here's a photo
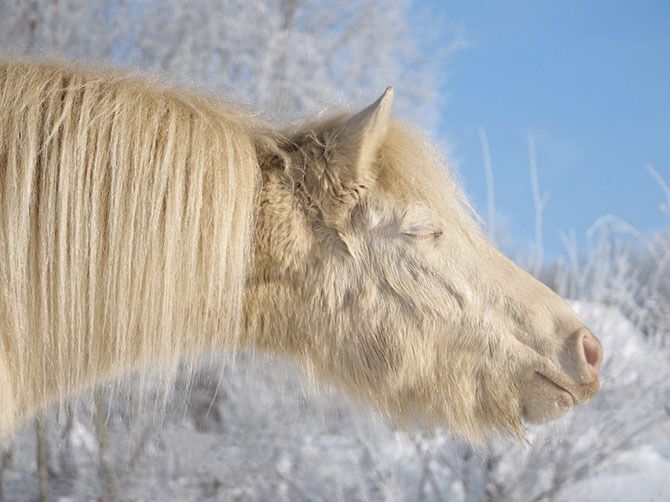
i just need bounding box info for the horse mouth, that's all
[535,370,576,406]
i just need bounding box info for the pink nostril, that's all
[566,328,603,385]
[582,331,602,369]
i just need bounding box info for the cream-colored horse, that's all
[0,61,601,440]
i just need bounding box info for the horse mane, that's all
[0,60,478,438]
[0,60,261,432]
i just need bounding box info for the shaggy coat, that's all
[0,61,602,440]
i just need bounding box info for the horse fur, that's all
[0,61,601,441]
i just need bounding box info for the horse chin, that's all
[519,371,576,424]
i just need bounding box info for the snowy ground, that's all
[561,445,670,502]
[560,302,670,502]
[1,301,668,501]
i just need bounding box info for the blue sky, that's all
[428,1,669,257]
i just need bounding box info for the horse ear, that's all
[327,87,394,186]
[297,88,393,229]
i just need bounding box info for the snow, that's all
[561,446,670,502]
[559,302,670,502]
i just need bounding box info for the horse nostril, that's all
[577,328,602,384]
[582,330,602,368]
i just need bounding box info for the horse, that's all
[0,61,602,441]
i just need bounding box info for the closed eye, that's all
[401,230,443,240]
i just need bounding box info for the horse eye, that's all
[402,229,443,241]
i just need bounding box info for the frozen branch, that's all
[528,134,549,277]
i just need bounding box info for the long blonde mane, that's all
[0,61,260,433]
